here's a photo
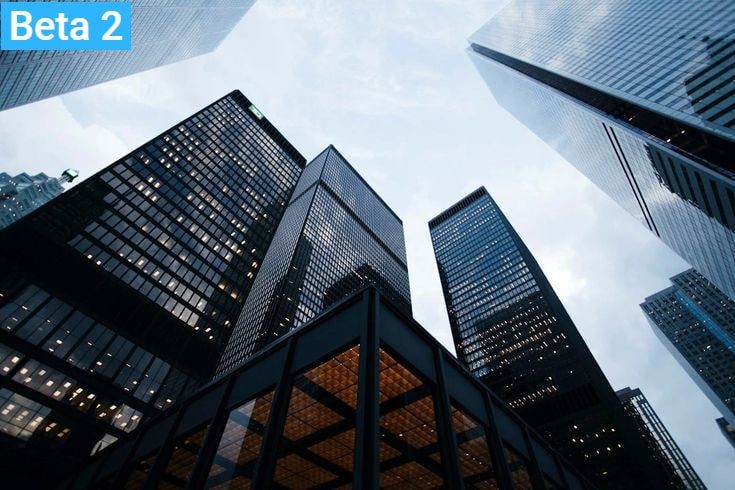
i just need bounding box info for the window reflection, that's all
[159,424,210,489]
[504,445,533,489]
[124,452,157,489]
[0,388,70,442]
[378,348,445,488]
[205,389,275,489]
[272,345,359,488]
[450,405,498,489]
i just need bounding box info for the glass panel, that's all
[0,344,22,375]
[504,445,533,489]
[451,406,498,489]
[272,345,360,488]
[544,474,564,489]
[124,453,157,489]
[0,388,70,442]
[90,433,118,455]
[159,424,210,489]
[13,360,97,412]
[205,389,275,489]
[378,348,445,488]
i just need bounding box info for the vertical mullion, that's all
[521,427,547,489]
[250,336,296,488]
[110,403,186,490]
[552,453,571,489]
[482,393,514,489]
[103,431,149,490]
[139,405,188,490]
[353,289,380,489]
[184,374,237,489]
[433,348,465,490]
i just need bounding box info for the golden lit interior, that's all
[158,424,210,489]
[378,348,444,488]
[271,345,360,488]
[505,445,533,489]
[124,453,157,489]
[111,343,559,489]
[205,389,275,489]
[451,405,498,489]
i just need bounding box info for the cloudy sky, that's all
[1,0,732,486]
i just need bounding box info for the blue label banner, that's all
[1,2,131,51]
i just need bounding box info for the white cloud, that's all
[0,97,127,182]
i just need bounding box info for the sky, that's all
[0,0,732,486]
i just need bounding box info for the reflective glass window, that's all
[504,445,533,489]
[378,348,445,487]
[159,424,211,489]
[205,389,275,488]
[450,405,498,489]
[272,345,360,488]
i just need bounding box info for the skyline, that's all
[0,0,731,487]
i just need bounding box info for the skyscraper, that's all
[0,168,78,229]
[641,269,735,431]
[0,1,255,110]
[0,90,304,486]
[429,187,668,487]
[468,0,735,300]
[616,387,705,489]
[217,145,411,375]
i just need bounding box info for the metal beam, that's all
[250,337,296,488]
[353,289,380,489]
[482,392,515,489]
[433,347,465,489]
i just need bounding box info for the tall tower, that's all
[616,387,705,489]
[468,0,735,300]
[0,0,256,110]
[642,269,735,431]
[429,187,668,487]
[0,90,304,485]
[217,145,411,375]
[0,169,79,229]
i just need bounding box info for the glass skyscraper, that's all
[0,0,255,110]
[217,145,411,376]
[468,0,735,300]
[616,387,705,489]
[429,187,669,488]
[641,269,735,433]
[0,90,304,486]
[0,168,78,229]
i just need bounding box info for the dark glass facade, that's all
[0,1,255,110]
[217,145,411,375]
[429,188,669,488]
[641,269,735,428]
[616,387,705,489]
[63,288,590,489]
[469,0,735,301]
[0,90,304,486]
